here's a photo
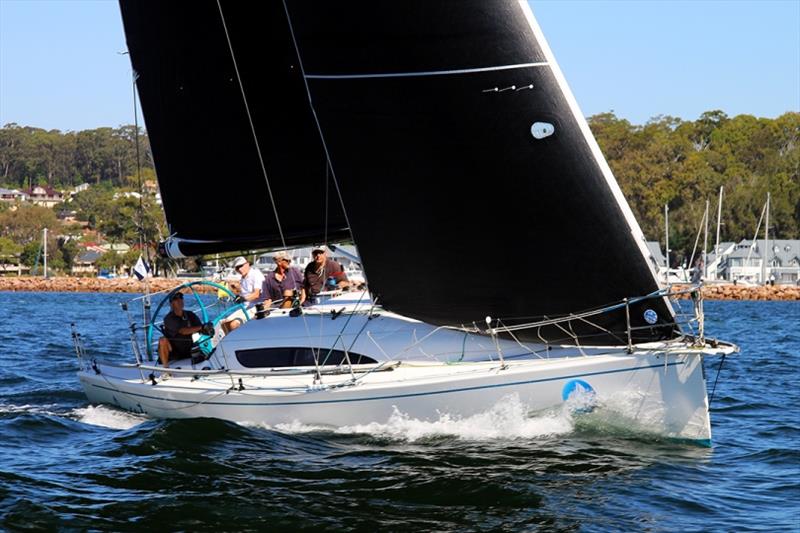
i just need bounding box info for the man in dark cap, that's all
[158,291,206,369]
[303,245,349,302]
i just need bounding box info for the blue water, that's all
[0,292,798,531]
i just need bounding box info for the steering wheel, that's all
[146,280,248,357]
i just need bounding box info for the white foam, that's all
[572,389,680,439]
[72,405,146,430]
[269,395,575,442]
[0,403,61,416]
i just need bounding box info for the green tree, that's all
[95,251,125,274]
[0,204,59,245]
[0,236,22,268]
[589,110,800,263]
[59,238,80,271]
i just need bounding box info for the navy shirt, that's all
[264,267,304,302]
[163,310,201,358]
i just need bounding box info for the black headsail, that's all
[120,1,677,345]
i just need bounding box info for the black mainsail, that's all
[118,1,349,256]
[120,0,677,345]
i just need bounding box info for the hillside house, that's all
[24,186,64,208]
[71,250,102,276]
[0,188,27,204]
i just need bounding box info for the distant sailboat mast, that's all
[664,204,670,285]
[762,191,771,284]
[714,186,723,279]
[43,227,47,280]
[703,199,710,280]
[745,195,768,283]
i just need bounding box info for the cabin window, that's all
[235,347,377,368]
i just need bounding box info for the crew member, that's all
[158,291,208,369]
[304,246,349,302]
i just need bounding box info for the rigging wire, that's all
[707,354,727,406]
[280,0,355,244]
[216,0,287,250]
[324,160,329,246]
[130,70,148,263]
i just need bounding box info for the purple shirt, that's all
[264,267,304,303]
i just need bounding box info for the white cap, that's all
[312,245,329,254]
[273,250,292,262]
[232,256,247,268]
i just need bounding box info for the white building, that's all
[0,188,27,203]
[24,186,64,207]
[719,239,800,285]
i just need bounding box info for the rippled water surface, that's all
[0,292,798,531]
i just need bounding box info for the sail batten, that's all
[304,62,550,80]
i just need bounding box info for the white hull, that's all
[80,350,713,443]
[76,292,737,444]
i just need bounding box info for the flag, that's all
[133,256,151,281]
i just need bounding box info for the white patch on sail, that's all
[531,122,555,139]
[518,1,675,318]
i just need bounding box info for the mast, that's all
[714,186,723,280]
[664,204,670,285]
[763,191,770,284]
[43,227,48,279]
[703,199,709,280]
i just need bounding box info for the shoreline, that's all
[0,276,240,294]
[0,277,797,300]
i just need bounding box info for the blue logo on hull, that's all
[562,379,597,413]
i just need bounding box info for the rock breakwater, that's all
[0,277,797,300]
[671,283,799,301]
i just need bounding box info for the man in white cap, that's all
[303,245,349,302]
[232,256,265,310]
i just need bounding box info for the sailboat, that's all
[76,1,736,444]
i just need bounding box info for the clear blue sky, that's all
[1,0,798,131]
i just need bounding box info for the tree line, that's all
[0,111,798,266]
[0,123,153,190]
[589,111,799,262]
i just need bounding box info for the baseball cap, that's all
[273,250,292,262]
[312,245,329,254]
[168,291,184,302]
[232,256,247,268]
